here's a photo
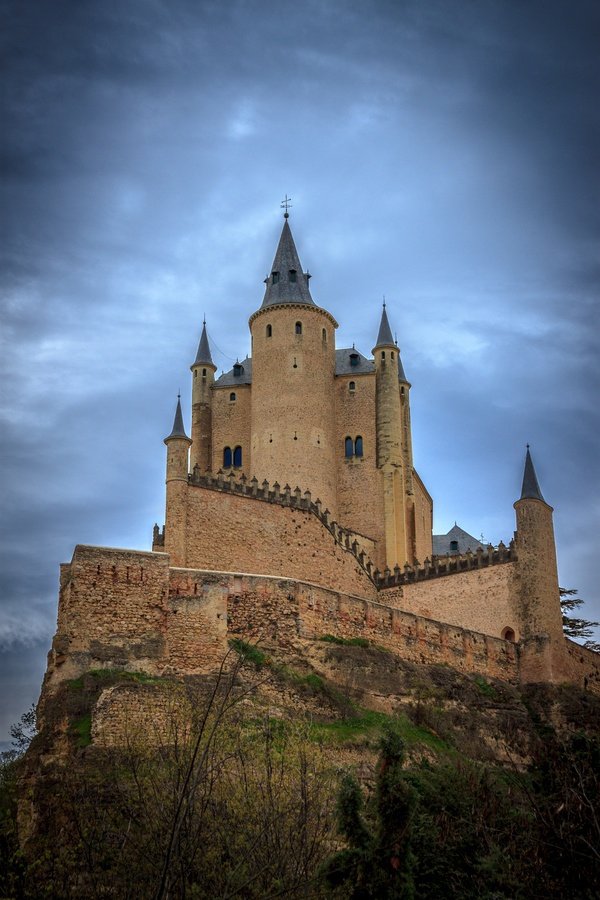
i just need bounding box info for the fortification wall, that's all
[412,471,433,564]
[177,482,377,598]
[384,562,519,642]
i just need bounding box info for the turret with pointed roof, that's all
[260,217,314,308]
[164,395,190,443]
[192,320,214,369]
[520,445,546,503]
[374,303,395,348]
[190,319,215,473]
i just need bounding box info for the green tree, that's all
[560,588,600,652]
[322,725,415,898]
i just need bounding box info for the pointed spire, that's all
[165,394,190,441]
[520,445,545,502]
[192,319,214,367]
[374,301,395,348]
[261,218,314,308]
[397,351,408,383]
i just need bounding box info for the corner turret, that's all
[513,446,564,678]
[190,320,216,473]
[163,395,191,565]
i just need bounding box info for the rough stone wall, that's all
[513,498,564,643]
[223,573,518,682]
[92,681,192,748]
[47,546,171,690]
[335,372,385,565]
[167,569,228,673]
[561,639,600,693]
[211,382,252,477]
[382,562,519,641]
[179,483,376,599]
[249,304,339,516]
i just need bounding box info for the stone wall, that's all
[385,562,520,642]
[211,382,252,477]
[172,481,377,598]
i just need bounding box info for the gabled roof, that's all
[335,348,375,376]
[165,396,190,440]
[432,524,485,556]
[374,304,395,347]
[214,356,253,387]
[260,219,314,308]
[192,321,214,367]
[520,446,546,502]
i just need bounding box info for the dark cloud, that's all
[1,0,599,737]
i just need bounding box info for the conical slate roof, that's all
[261,218,314,308]
[192,321,214,367]
[165,396,189,441]
[397,352,408,383]
[375,304,395,347]
[520,446,545,502]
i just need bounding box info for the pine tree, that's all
[560,588,600,652]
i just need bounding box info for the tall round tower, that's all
[249,216,339,515]
[190,320,216,473]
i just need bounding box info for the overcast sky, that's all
[1,0,599,743]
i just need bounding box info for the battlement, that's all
[153,467,516,590]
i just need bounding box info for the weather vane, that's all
[281,194,292,218]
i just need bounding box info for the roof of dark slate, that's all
[432,524,485,556]
[165,396,189,440]
[260,219,315,308]
[397,352,408,382]
[214,356,253,387]
[335,348,375,376]
[520,446,545,502]
[192,321,214,367]
[375,305,395,347]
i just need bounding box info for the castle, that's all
[41,214,600,717]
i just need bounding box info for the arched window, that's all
[322,328,327,342]
[345,436,353,458]
[502,626,516,642]
[381,351,386,360]
[295,321,302,335]
[355,436,363,457]
[349,381,356,392]
[391,351,395,360]
[202,368,207,376]
[289,269,297,283]
[233,445,242,467]
[272,271,279,284]
[266,324,272,337]
[229,392,236,401]
[449,540,459,553]
[223,447,232,468]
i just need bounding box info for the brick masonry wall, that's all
[335,372,385,565]
[178,482,377,598]
[382,562,520,641]
[211,383,252,477]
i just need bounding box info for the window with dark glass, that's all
[233,445,242,467]
[355,436,363,457]
[349,381,356,392]
[266,324,272,337]
[450,540,459,553]
[223,447,232,468]
[272,271,279,284]
[233,363,243,377]
[229,392,236,401]
[322,328,327,342]
[349,352,359,367]
[345,436,353,458]
[289,269,297,283]
[295,321,302,334]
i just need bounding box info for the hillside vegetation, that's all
[2,638,599,898]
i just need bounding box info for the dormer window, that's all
[295,321,302,335]
[450,540,459,553]
[233,363,243,377]
[349,352,359,367]
[272,271,280,284]
[289,269,297,283]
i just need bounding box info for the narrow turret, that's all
[513,445,563,652]
[373,302,409,568]
[190,320,216,472]
[163,396,192,565]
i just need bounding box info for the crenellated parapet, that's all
[376,541,516,590]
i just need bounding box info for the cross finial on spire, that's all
[281,194,292,218]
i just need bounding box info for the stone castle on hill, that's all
[41,214,599,715]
